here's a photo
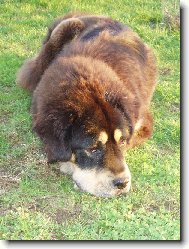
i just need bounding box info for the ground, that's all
[0,0,180,240]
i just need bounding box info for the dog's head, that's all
[63,112,132,197]
[32,69,137,197]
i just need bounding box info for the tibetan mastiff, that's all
[16,12,157,197]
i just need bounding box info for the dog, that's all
[16,12,157,197]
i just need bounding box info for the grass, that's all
[0,0,180,240]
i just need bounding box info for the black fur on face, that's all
[73,143,105,170]
[71,124,105,169]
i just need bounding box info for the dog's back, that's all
[17,13,156,106]
[59,15,156,107]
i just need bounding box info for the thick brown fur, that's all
[16,12,157,196]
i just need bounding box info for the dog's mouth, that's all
[73,179,131,197]
[60,161,131,197]
[74,181,83,191]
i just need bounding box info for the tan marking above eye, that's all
[98,131,108,145]
[114,129,122,143]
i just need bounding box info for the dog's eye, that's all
[119,137,126,146]
[86,147,98,153]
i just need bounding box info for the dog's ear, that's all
[44,130,72,163]
[43,17,66,45]
[105,92,136,141]
[43,12,85,44]
[33,114,72,163]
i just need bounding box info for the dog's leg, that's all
[16,18,85,92]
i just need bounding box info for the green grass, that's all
[0,0,180,240]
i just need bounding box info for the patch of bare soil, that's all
[55,203,82,224]
[0,146,48,193]
[16,194,83,225]
[160,67,172,76]
[169,103,180,113]
[163,11,180,31]
[0,172,21,194]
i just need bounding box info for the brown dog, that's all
[16,12,157,197]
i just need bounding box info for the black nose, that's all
[113,178,129,189]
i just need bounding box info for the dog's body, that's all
[17,13,157,197]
